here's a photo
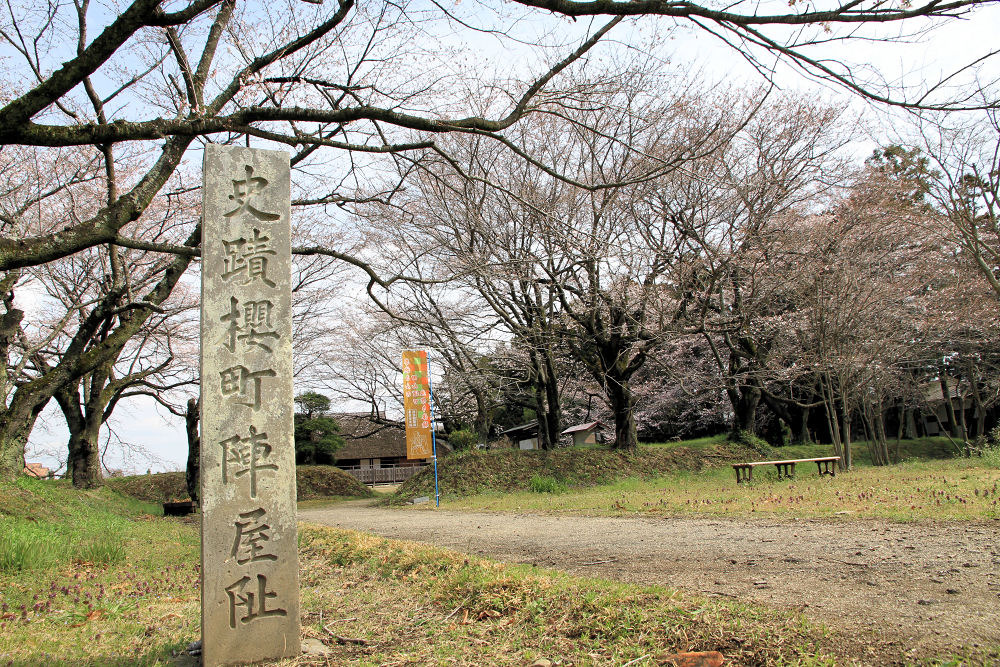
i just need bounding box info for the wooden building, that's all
[333,414,451,469]
[501,421,540,450]
[561,421,604,447]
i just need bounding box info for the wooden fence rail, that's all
[342,465,427,485]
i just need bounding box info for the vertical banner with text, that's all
[201,145,300,666]
[401,350,434,459]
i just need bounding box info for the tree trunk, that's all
[0,403,46,480]
[968,364,986,438]
[862,402,889,466]
[940,374,961,439]
[186,397,200,503]
[794,406,811,444]
[761,393,811,444]
[839,390,853,470]
[606,377,638,450]
[875,409,890,464]
[471,387,491,439]
[957,392,969,441]
[528,348,561,450]
[0,421,30,479]
[0,296,27,479]
[895,405,905,462]
[55,382,105,489]
[728,384,760,436]
[532,379,552,450]
[904,408,917,439]
[68,417,103,489]
[821,373,844,467]
[542,357,562,448]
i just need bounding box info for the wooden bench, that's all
[732,456,840,484]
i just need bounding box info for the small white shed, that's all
[561,421,603,447]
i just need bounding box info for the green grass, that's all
[770,437,959,465]
[644,436,959,465]
[2,471,997,664]
[295,525,845,666]
[0,477,199,665]
[979,446,1000,468]
[414,436,996,522]
[390,435,987,522]
[644,434,729,450]
[0,477,162,573]
[0,525,127,573]
[387,439,762,503]
[0,473,847,666]
[441,453,1000,522]
[529,474,569,494]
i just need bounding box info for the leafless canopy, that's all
[0,0,996,273]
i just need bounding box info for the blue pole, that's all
[425,351,441,508]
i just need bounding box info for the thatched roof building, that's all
[333,414,451,468]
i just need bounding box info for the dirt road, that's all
[300,503,1000,659]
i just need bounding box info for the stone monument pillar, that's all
[200,144,299,666]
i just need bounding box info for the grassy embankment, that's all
[0,477,198,665]
[393,436,1000,522]
[0,476,855,665]
[386,437,765,502]
[107,464,374,503]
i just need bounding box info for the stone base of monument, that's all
[167,640,201,666]
[168,638,328,664]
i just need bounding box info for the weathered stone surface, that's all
[656,651,725,667]
[200,144,299,666]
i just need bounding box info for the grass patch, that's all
[293,466,375,500]
[979,446,1000,469]
[296,524,843,666]
[392,435,998,523]
[529,474,568,494]
[0,524,64,572]
[442,457,1000,522]
[2,475,996,665]
[646,436,958,465]
[389,436,961,506]
[0,478,200,665]
[387,440,760,503]
[755,437,958,466]
[644,434,730,451]
[0,477,161,574]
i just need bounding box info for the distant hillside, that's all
[388,441,758,503]
[107,465,374,503]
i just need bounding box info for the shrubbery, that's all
[529,474,568,494]
[729,430,776,458]
[447,429,480,451]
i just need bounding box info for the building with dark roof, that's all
[501,421,540,450]
[333,414,451,469]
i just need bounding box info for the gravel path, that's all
[300,503,1000,659]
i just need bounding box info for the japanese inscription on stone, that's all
[201,145,299,666]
